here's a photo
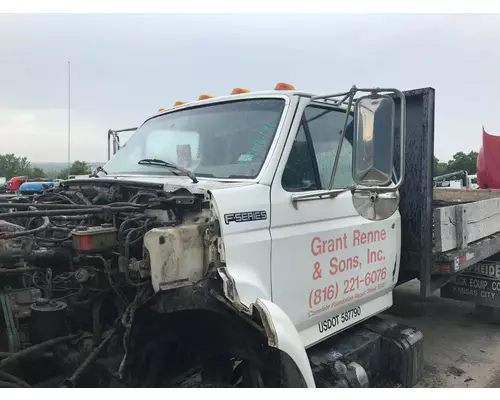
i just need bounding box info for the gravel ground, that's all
[381,279,500,388]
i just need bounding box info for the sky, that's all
[0,13,498,163]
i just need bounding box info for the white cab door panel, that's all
[269,98,401,348]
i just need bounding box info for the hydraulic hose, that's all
[0,206,141,220]
[0,380,22,388]
[0,216,49,239]
[0,203,142,210]
[123,223,151,287]
[60,327,118,388]
[0,371,30,388]
[0,334,79,369]
[0,267,37,276]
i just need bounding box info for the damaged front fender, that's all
[250,299,316,388]
[218,267,315,388]
[120,271,312,388]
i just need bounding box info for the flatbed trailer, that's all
[431,189,500,307]
[393,89,500,310]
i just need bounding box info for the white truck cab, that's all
[73,83,422,388]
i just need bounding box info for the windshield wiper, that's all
[138,158,198,183]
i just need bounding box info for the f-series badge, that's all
[224,211,267,225]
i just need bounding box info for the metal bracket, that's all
[455,205,468,250]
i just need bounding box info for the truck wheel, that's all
[475,304,500,325]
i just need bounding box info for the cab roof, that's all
[153,82,346,117]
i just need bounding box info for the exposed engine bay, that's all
[0,178,227,388]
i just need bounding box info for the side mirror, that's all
[352,95,395,186]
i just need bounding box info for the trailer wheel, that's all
[475,304,500,325]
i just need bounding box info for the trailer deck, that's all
[432,188,500,305]
[433,188,500,253]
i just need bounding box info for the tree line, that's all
[433,151,478,177]
[0,151,479,182]
[0,154,92,181]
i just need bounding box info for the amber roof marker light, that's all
[173,101,187,107]
[274,82,295,90]
[198,94,214,100]
[231,88,250,95]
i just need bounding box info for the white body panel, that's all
[270,190,400,347]
[469,174,478,189]
[206,94,401,350]
[268,96,400,348]
[210,184,273,306]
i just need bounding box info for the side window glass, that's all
[304,106,354,189]
[281,125,318,192]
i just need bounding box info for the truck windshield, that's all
[104,98,286,179]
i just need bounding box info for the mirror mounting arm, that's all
[313,87,406,192]
[328,89,356,190]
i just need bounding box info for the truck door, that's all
[269,98,400,348]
